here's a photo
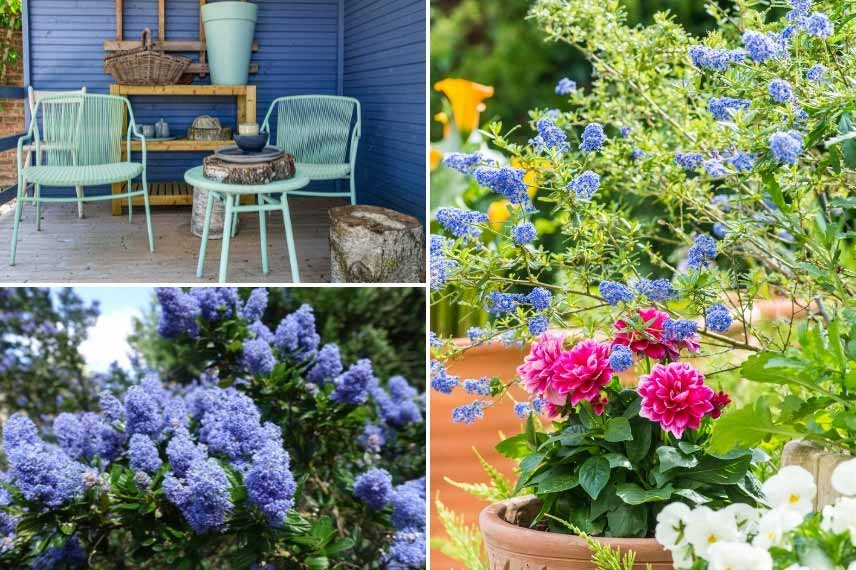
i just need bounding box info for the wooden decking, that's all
[0,196,347,283]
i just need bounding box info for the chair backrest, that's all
[265,96,360,164]
[32,93,128,167]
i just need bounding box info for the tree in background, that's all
[430,0,721,142]
[130,287,426,387]
[0,288,122,419]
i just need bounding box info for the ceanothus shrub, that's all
[0,288,426,569]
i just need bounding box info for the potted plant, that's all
[430,0,855,566]
[200,0,257,85]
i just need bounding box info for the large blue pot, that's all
[201,1,257,85]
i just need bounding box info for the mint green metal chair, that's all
[10,93,154,265]
[260,95,361,202]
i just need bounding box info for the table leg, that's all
[280,193,300,283]
[218,193,234,283]
[258,195,268,275]
[196,189,216,278]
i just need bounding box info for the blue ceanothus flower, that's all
[579,123,605,153]
[599,281,634,306]
[512,222,537,244]
[330,359,377,405]
[129,434,163,475]
[769,130,804,164]
[435,207,488,239]
[242,338,276,375]
[353,468,393,510]
[555,77,576,95]
[241,288,268,322]
[273,304,321,362]
[568,170,601,200]
[306,343,343,385]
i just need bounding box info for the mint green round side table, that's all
[184,166,310,283]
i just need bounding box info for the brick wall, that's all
[0,29,24,187]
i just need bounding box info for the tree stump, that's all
[202,153,295,185]
[328,205,424,283]
[191,187,236,240]
[782,439,851,510]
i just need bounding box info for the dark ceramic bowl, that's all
[233,133,269,153]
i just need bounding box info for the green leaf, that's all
[657,446,699,473]
[615,483,674,505]
[709,397,801,454]
[606,504,648,537]
[603,453,633,470]
[537,473,579,494]
[525,413,540,450]
[839,113,856,169]
[496,433,532,459]
[579,456,611,500]
[687,453,752,485]
[672,488,711,505]
[604,417,633,443]
[305,556,330,570]
[625,419,652,462]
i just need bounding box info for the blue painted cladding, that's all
[343,0,425,222]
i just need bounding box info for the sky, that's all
[72,287,154,373]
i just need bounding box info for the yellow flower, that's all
[430,148,443,171]
[512,158,541,199]
[434,112,451,139]
[487,199,511,231]
[434,78,495,135]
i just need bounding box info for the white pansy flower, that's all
[670,544,694,570]
[684,506,741,559]
[724,503,761,537]
[761,465,816,516]
[831,458,856,497]
[752,507,803,549]
[824,497,856,546]
[848,562,856,570]
[655,502,691,548]
[708,541,772,570]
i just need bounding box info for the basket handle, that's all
[141,28,153,50]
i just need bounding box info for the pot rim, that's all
[201,1,258,21]
[479,497,672,561]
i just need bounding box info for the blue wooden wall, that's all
[25,0,425,220]
[342,0,425,222]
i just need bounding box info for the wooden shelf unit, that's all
[109,83,257,215]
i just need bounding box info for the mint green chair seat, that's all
[296,162,351,180]
[21,162,143,186]
[10,93,154,266]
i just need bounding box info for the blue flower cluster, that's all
[156,288,201,338]
[436,207,488,240]
[129,434,162,475]
[663,318,698,341]
[443,152,483,175]
[528,287,552,311]
[372,375,423,428]
[703,159,729,179]
[599,281,634,306]
[451,401,485,424]
[768,79,794,103]
[769,130,804,164]
[463,378,491,396]
[473,166,530,205]
[241,288,269,322]
[707,97,750,121]
[688,45,742,71]
[430,234,458,291]
[528,315,549,335]
[742,31,784,62]
[633,278,677,302]
[530,119,569,153]
[705,303,733,333]
[306,343,343,385]
[568,170,601,201]
[713,223,728,239]
[273,304,321,362]
[242,338,276,375]
[352,470,426,568]
[579,123,605,153]
[675,152,703,170]
[514,402,531,419]
[330,359,377,405]
[512,222,537,245]
[806,63,826,81]
[431,361,459,394]
[358,424,386,454]
[191,288,240,322]
[687,234,718,269]
[555,78,577,95]
[608,345,634,372]
[805,12,833,38]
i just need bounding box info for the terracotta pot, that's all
[782,440,851,510]
[480,496,672,570]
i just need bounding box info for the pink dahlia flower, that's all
[551,340,613,407]
[613,307,699,360]
[638,362,714,438]
[517,332,565,404]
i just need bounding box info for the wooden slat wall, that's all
[27,0,341,189]
[342,0,426,222]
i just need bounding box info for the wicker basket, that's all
[187,115,232,141]
[104,28,191,85]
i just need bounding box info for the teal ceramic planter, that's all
[201,1,257,85]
